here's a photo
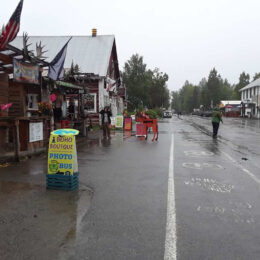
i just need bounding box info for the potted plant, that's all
[38,102,52,116]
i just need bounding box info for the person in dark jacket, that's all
[100,106,112,139]
[211,107,223,138]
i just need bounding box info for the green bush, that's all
[91,125,101,131]
[126,111,133,117]
[146,109,161,119]
[153,108,163,118]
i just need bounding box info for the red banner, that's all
[136,123,146,136]
[124,117,132,131]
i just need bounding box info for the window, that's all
[27,94,39,110]
[82,93,97,113]
[104,95,110,107]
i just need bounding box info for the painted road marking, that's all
[164,134,177,260]
[222,151,260,185]
[182,162,223,170]
[195,203,255,224]
[184,151,214,157]
[184,178,234,193]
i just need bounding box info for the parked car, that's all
[201,110,213,117]
[163,111,172,118]
[191,111,200,116]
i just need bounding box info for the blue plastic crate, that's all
[46,172,79,191]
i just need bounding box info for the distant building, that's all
[219,100,241,117]
[239,79,260,118]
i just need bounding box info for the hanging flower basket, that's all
[38,102,52,116]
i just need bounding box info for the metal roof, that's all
[239,78,260,92]
[11,35,115,77]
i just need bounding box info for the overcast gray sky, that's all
[2,0,260,91]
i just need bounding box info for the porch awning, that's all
[55,81,83,90]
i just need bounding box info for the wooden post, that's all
[14,119,20,162]
[82,118,87,137]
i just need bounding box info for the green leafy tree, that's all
[123,54,149,109]
[171,71,235,113]
[199,78,208,109]
[193,86,201,109]
[122,54,170,110]
[172,81,196,113]
[148,68,169,108]
[180,81,194,112]
[171,91,179,112]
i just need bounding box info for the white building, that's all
[239,78,260,118]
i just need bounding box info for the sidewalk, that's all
[0,129,104,163]
[0,132,102,260]
[0,127,135,260]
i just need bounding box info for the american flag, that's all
[0,0,24,49]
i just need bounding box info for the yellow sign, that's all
[115,115,124,128]
[48,130,78,176]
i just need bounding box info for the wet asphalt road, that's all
[172,116,260,260]
[0,116,260,259]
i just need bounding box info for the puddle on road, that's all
[0,180,93,260]
[180,128,222,155]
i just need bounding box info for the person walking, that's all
[100,106,112,139]
[211,107,223,138]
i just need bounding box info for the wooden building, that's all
[0,44,51,161]
[12,29,125,125]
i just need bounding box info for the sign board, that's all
[136,123,146,137]
[48,129,79,176]
[82,93,96,113]
[252,95,257,103]
[115,115,124,128]
[110,117,116,126]
[13,59,39,84]
[29,122,43,142]
[124,117,132,131]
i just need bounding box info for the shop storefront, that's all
[0,46,50,161]
[47,80,90,136]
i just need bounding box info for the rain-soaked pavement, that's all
[0,116,259,260]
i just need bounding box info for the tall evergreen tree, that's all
[206,68,221,108]
[253,72,260,81]
[234,72,250,99]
